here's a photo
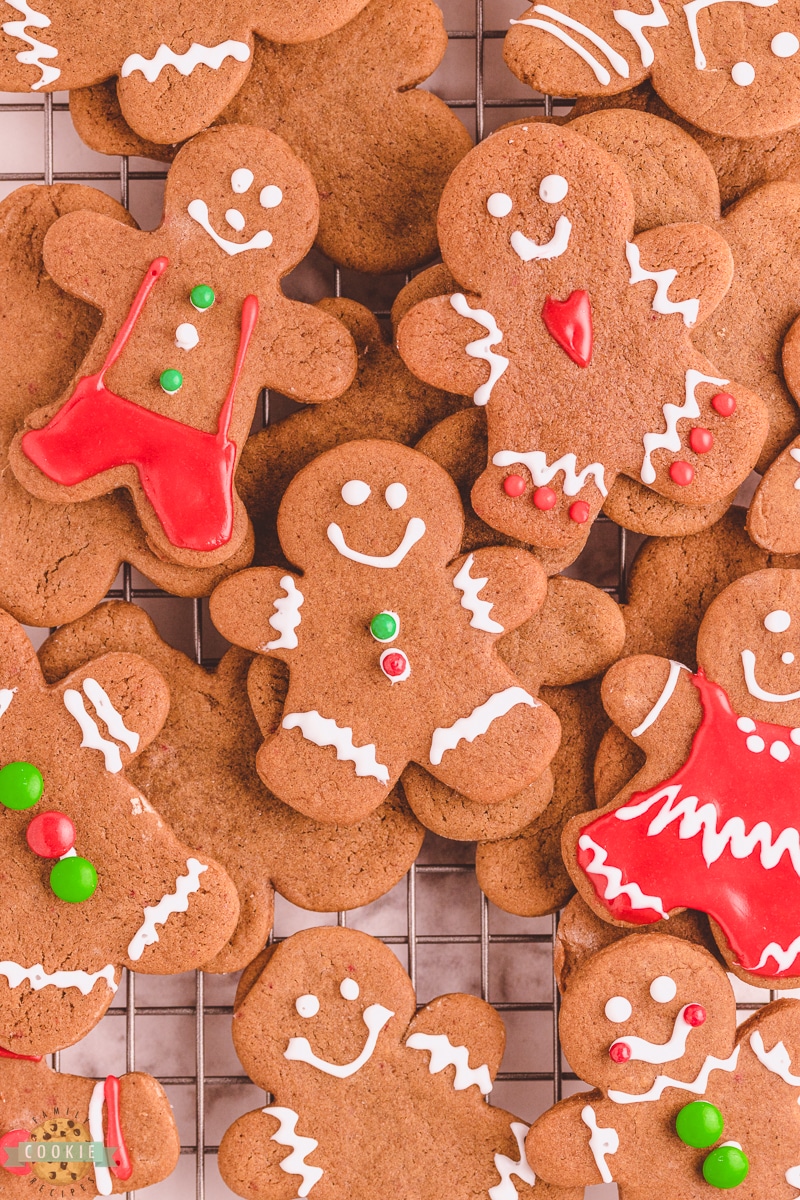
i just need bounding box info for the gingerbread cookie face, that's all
[397,123,767,550]
[0,607,239,1055]
[8,126,356,570]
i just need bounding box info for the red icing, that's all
[577,671,800,978]
[0,1129,31,1176]
[711,392,736,417]
[541,290,593,368]
[533,486,557,511]
[689,427,714,454]
[381,651,408,679]
[568,500,590,523]
[502,474,526,497]
[26,811,75,858]
[0,1047,42,1061]
[22,259,259,553]
[609,1042,631,1063]
[669,461,694,486]
[684,1004,706,1027]
[104,1075,132,1180]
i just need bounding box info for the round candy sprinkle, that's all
[159,368,183,395]
[711,392,736,417]
[702,1144,749,1189]
[381,650,409,680]
[190,284,215,311]
[675,1101,724,1149]
[0,762,43,810]
[669,460,694,486]
[689,427,714,454]
[569,500,590,524]
[684,1003,706,1027]
[26,810,76,859]
[50,855,98,903]
[503,474,526,497]
[609,1041,631,1063]
[533,486,557,511]
[370,612,398,643]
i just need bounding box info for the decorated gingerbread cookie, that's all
[749,317,800,554]
[38,600,424,974]
[397,122,767,550]
[0,1056,179,1195]
[219,925,580,1200]
[527,933,800,1197]
[0,607,239,1055]
[8,125,356,570]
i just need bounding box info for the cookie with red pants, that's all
[0,1055,179,1194]
[210,438,562,825]
[7,125,356,570]
[0,606,239,1056]
[397,122,767,552]
[38,600,424,974]
[219,925,581,1200]
[528,933,800,1197]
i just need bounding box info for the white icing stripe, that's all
[450,294,509,406]
[429,686,537,767]
[750,1030,800,1087]
[531,5,630,75]
[187,199,273,256]
[0,960,117,994]
[492,449,607,497]
[453,554,503,634]
[790,447,800,491]
[406,1032,493,1094]
[265,576,304,650]
[578,834,668,917]
[88,1081,112,1196]
[63,689,123,773]
[626,243,699,327]
[612,1005,695,1064]
[263,1106,323,1197]
[581,1105,618,1183]
[1,0,59,89]
[613,0,668,67]
[510,17,613,84]
[327,517,425,568]
[489,1121,536,1200]
[282,711,390,784]
[608,1045,740,1103]
[127,858,208,962]
[742,649,800,702]
[631,660,689,736]
[0,688,16,718]
[641,368,728,486]
[755,934,800,974]
[82,677,139,752]
[285,1004,394,1077]
[682,0,777,70]
[120,39,250,81]
[510,215,572,262]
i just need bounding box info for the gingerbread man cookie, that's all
[0,607,239,1055]
[749,318,800,554]
[8,125,356,569]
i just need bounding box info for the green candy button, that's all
[50,855,98,903]
[190,284,215,311]
[702,1144,749,1190]
[370,611,398,643]
[676,1101,724,1149]
[160,368,183,395]
[0,761,43,810]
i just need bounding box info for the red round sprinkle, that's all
[503,474,526,498]
[669,461,695,486]
[609,1041,631,1063]
[26,810,76,858]
[689,427,714,454]
[569,500,590,524]
[684,1003,706,1027]
[382,652,407,678]
[533,486,557,511]
[711,392,736,417]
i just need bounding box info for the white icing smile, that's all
[741,649,800,702]
[285,1002,394,1077]
[610,1005,698,1065]
[187,198,273,256]
[327,517,426,568]
[510,215,572,262]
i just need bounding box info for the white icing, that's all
[406,1032,492,1093]
[611,1005,696,1064]
[187,198,272,255]
[327,517,425,569]
[450,293,509,406]
[640,369,728,486]
[605,996,632,1023]
[742,648,800,702]
[747,734,765,753]
[612,0,668,67]
[260,185,283,209]
[175,322,199,350]
[682,0,776,70]
[341,479,371,505]
[487,192,513,217]
[650,975,677,1003]
[773,31,800,57]
[0,688,16,718]
[731,60,755,85]
[0,960,117,994]
[340,978,359,1000]
[755,933,800,973]
[750,1030,800,1087]
[263,1106,323,1196]
[772,741,790,762]
[285,1003,393,1077]
[282,711,390,784]
[384,483,407,510]
[631,660,688,737]
[510,5,628,85]
[429,687,536,766]
[787,1165,800,1187]
[1,0,59,89]
[626,242,699,327]
[489,1121,536,1200]
[608,1045,740,1104]
[578,834,668,917]
[784,653,796,665]
[737,716,756,732]
[765,609,791,633]
[265,576,304,650]
[120,39,250,81]
[296,994,320,1018]
[581,1105,618,1183]
[510,215,572,262]
[791,447,800,491]
[88,1081,112,1196]
[225,207,245,231]
[82,678,139,752]
[539,173,568,203]
[453,554,503,634]
[63,688,123,773]
[379,648,410,684]
[126,858,208,962]
[492,449,607,497]
[231,168,254,193]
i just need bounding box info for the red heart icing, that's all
[541,290,593,368]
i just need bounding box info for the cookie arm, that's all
[42,210,148,309]
[219,1108,320,1200]
[601,654,700,758]
[525,1092,617,1188]
[405,991,506,1083]
[262,301,358,404]
[748,314,800,554]
[209,568,305,659]
[55,652,170,765]
[396,293,502,398]
[628,224,733,327]
[450,546,548,636]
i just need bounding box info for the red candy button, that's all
[502,474,526,497]
[26,810,76,859]
[0,1129,31,1175]
[684,1003,706,1027]
[533,486,557,511]
[569,500,590,524]
[711,392,736,417]
[380,650,409,681]
[669,461,694,486]
[689,427,714,454]
[609,1041,631,1063]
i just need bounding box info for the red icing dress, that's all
[21,258,259,553]
[577,670,800,978]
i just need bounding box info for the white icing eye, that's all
[231,168,254,193]
[772,31,800,57]
[260,185,283,209]
[649,975,677,1004]
[487,192,513,218]
[295,994,320,1018]
[385,483,407,510]
[175,322,199,351]
[539,174,568,204]
[225,208,245,231]
[604,996,632,1023]
[765,610,791,633]
[731,61,755,86]
[341,479,371,506]
[340,978,359,1000]
[784,652,796,665]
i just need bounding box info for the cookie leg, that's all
[219,1108,318,1200]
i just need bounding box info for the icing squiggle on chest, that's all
[406,1031,492,1094]
[263,1107,323,1196]
[429,686,536,766]
[282,711,390,784]
[492,449,607,498]
[450,294,508,405]
[2,0,59,89]
[489,1121,536,1200]
[120,39,250,82]
[127,858,208,962]
[453,554,503,633]
[581,1105,618,1183]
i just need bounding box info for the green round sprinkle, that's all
[702,1144,749,1189]
[676,1101,724,1149]
[0,761,43,810]
[50,855,98,903]
[160,368,183,395]
[370,612,398,642]
[190,284,215,311]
